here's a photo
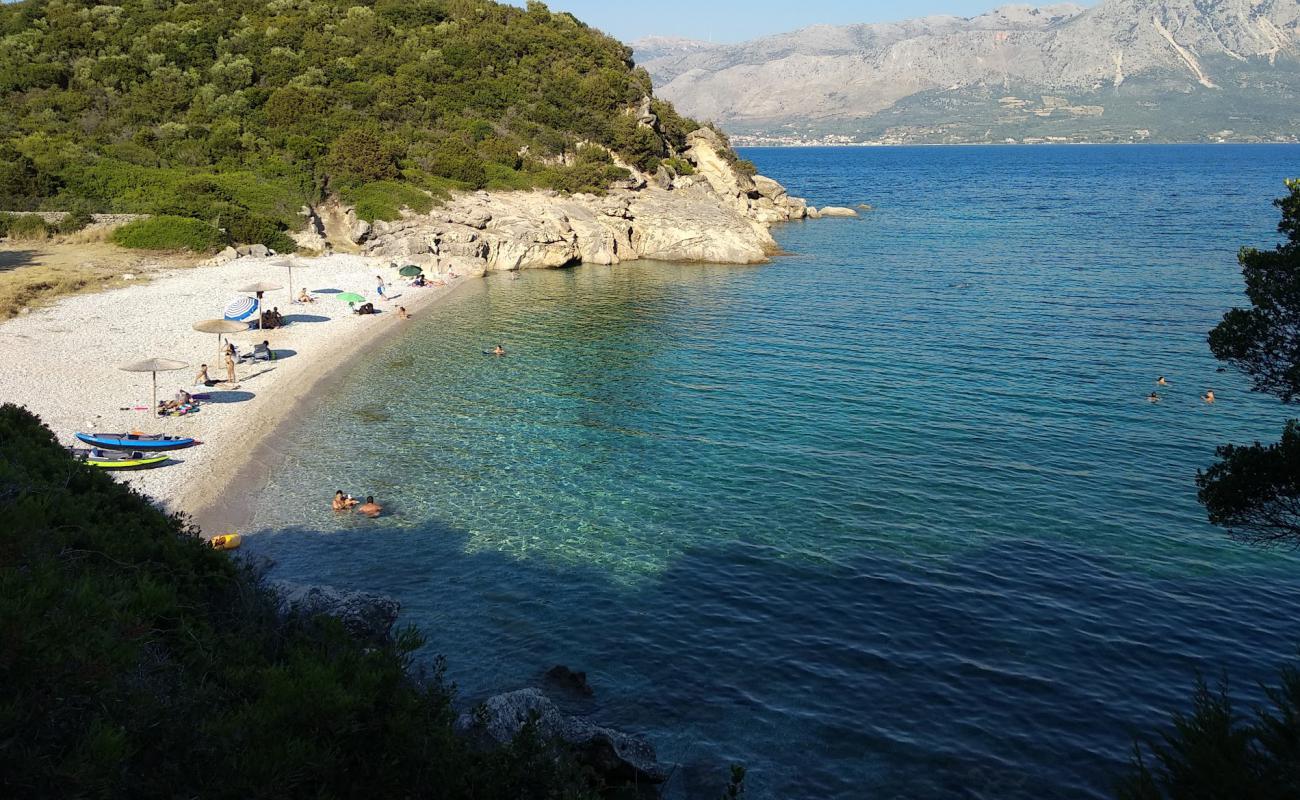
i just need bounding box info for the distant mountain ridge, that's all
[634,0,1300,145]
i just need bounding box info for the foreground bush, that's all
[0,404,597,798]
[111,216,228,252]
[4,214,49,240]
[1117,669,1300,799]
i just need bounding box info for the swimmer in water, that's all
[1148,392,1161,403]
[357,495,383,518]
[1156,376,1168,386]
[492,343,506,356]
[332,490,357,511]
[1203,390,1216,404]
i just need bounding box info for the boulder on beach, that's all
[271,581,400,642]
[455,688,668,785]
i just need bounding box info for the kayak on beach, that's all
[68,448,171,470]
[75,432,197,451]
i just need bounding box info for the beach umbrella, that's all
[398,264,423,277]
[119,357,188,416]
[272,258,309,303]
[193,318,248,361]
[337,292,365,305]
[238,282,282,331]
[224,296,259,322]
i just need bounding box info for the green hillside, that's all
[0,0,700,250]
[0,402,602,797]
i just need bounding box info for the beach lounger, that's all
[237,343,274,363]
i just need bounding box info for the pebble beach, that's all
[0,252,465,532]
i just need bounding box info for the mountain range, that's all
[634,0,1300,145]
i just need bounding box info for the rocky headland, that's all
[282,127,851,275]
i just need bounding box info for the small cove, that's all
[243,144,1300,799]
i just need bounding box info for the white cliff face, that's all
[359,128,814,271]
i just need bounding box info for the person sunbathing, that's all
[298,288,315,303]
[195,364,215,386]
[398,306,410,320]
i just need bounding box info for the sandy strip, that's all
[0,252,467,533]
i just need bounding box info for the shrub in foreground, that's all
[1117,669,1300,798]
[5,213,49,240]
[111,216,228,252]
[0,404,598,798]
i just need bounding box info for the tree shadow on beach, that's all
[0,249,42,273]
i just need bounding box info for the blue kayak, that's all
[74,432,197,451]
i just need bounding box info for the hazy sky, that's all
[511,1,1096,44]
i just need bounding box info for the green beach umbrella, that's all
[337,292,366,304]
[398,264,423,277]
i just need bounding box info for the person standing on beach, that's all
[376,275,387,302]
[224,352,236,383]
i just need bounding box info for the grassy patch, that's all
[111,216,228,253]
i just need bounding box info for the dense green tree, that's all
[1197,180,1300,545]
[0,0,706,237]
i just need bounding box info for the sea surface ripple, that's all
[247,144,1300,799]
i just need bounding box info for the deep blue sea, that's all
[246,145,1300,799]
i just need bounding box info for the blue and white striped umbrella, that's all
[223,296,259,322]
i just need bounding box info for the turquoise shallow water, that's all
[246,145,1300,798]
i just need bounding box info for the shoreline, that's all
[0,252,469,535]
[184,276,474,535]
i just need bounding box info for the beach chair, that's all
[237,342,274,363]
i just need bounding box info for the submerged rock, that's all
[544,664,595,696]
[817,206,859,217]
[271,581,400,642]
[455,688,668,785]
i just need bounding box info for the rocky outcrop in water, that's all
[455,688,668,786]
[271,581,400,642]
[360,127,811,272]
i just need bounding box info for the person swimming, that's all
[357,496,383,518]
[332,490,359,512]
[1157,376,1168,386]
[1203,390,1216,404]
[492,343,506,356]
[1148,392,1161,403]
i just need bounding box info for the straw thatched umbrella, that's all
[238,281,283,330]
[119,358,188,416]
[272,257,309,304]
[193,318,248,361]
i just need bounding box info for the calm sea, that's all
[245,145,1300,799]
